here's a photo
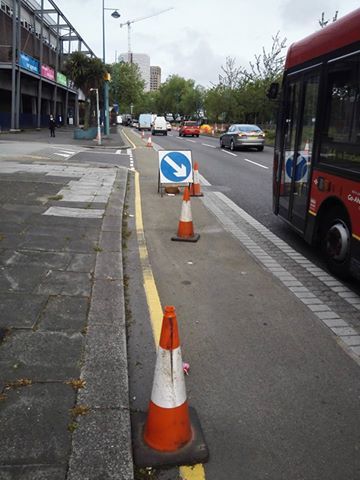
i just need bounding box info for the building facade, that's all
[119,52,150,92]
[0,0,95,130]
[150,66,161,91]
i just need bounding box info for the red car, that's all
[179,121,200,137]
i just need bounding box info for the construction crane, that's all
[120,7,174,62]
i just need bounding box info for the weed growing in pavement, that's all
[5,378,32,389]
[93,245,103,252]
[48,194,63,201]
[134,467,158,480]
[67,422,79,433]
[0,234,4,241]
[70,404,90,417]
[65,379,86,390]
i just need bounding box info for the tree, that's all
[63,51,106,127]
[109,62,145,114]
[242,32,287,82]
[217,57,242,89]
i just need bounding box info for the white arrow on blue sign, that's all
[159,150,193,184]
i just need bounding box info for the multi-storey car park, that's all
[0,0,96,130]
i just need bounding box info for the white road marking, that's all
[116,149,122,154]
[244,158,269,169]
[223,150,237,157]
[184,139,196,143]
[202,143,216,148]
[59,150,76,154]
[54,153,71,158]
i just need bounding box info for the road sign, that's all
[159,150,193,184]
[285,151,309,183]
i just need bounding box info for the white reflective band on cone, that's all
[193,170,199,183]
[180,202,192,222]
[151,346,187,408]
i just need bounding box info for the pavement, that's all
[0,126,134,479]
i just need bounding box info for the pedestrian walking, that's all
[49,114,56,137]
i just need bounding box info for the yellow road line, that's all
[134,170,162,345]
[122,128,137,150]
[134,170,206,480]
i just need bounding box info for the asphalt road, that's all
[148,130,360,294]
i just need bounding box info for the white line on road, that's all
[202,143,216,148]
[54,153,70,158]
[222,150,237,157]
[184,139,196,143]
[244,158,269,169]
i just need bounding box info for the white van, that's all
[152,116,167,136]
[138,113,152,131]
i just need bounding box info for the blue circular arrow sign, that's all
[160,151,192,182]
[286,154,308,182]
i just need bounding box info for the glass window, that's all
[319,54,360,173]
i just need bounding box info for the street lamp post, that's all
[90,88,101,146]
[102,1,120,136]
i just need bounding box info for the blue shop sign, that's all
[19,52,40,74]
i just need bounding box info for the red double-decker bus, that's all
[272,8,360,278]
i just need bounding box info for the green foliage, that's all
[110,62,145,113]
[204,33,287,125]
[63,52,106,98]
[63,52,106,127]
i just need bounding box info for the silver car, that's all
[220,124,265,151]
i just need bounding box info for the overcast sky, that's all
[58,0,359,87]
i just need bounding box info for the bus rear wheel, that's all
[321,208,351,279]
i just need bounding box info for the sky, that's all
[57,0,359,87]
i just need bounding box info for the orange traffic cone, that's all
[147,135,152,148]
[190,162,204,197]
[144,306,191,451]
[171,187,200,242]
[131,306,209,467]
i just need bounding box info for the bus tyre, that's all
[321,208,351,279]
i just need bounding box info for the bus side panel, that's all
[307,169,360,255]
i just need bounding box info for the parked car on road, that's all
[131,119,139,128]
[219,124,265,151]
[179,121,200,137]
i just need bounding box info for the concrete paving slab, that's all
[38,296,89,332]
[66,253,97,273]
[0,384,75,465]
[0,265,46,293]
[0,331,84,381]
[0,294,47,329]
[34,271,91,296]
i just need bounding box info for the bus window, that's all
[319,54,360,173]
[291,74,319,230]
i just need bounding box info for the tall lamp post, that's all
[102,2,120,136]
[90,88,101,146]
